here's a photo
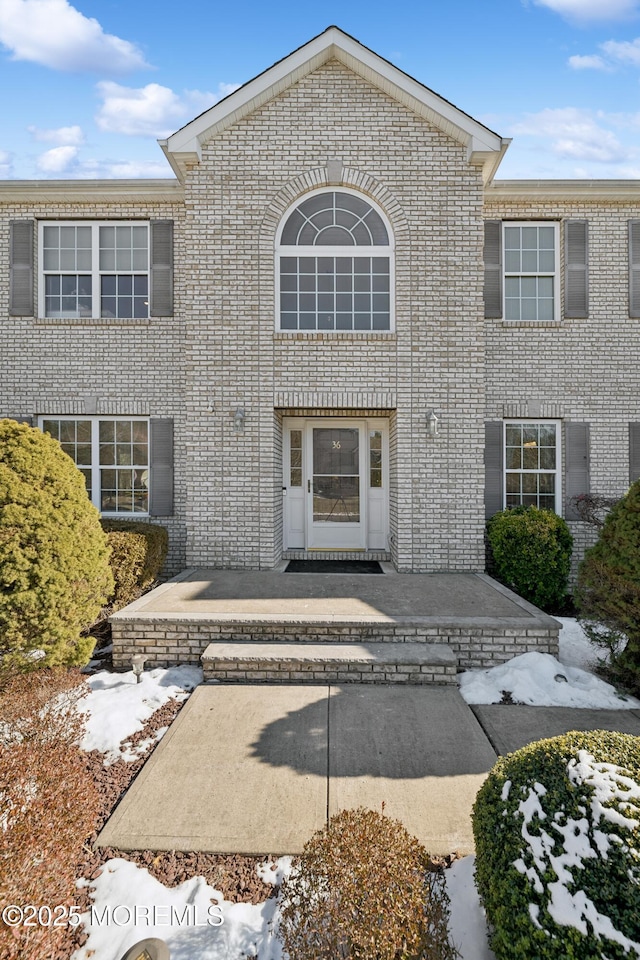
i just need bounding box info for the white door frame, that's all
[282,417,389,552]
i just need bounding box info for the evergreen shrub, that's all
[101,519,168,609]
[576,478,640,679]
[486,506,573,612]
[0,419,113,669]
[278,807,458,960]
[473,731,640,960]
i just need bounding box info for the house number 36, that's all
[332,440,341,449]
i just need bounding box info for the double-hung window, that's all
[503,223,558,322]
[40,417,150,514]
[39,222,149,319]
[504,421,561,512]
[277,190,393,332]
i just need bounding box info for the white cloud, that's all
[216,82,241,101]
[28,124,84,145]
[0,0,148,73]
[534,0,639,21]
[95,81,237,137]
[74,158,174,179]
[601,37,640,63]
[569,35,640,70]
[568,54,611,69]
[0,150,13,176]
[512,107,631,163]
[36,144,79,173]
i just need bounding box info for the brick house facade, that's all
[1,27,638,576]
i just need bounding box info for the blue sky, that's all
[2,0,640,180]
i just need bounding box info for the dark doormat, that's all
[285,560,384,574]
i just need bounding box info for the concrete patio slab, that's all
[98,683,498,857]
[328,686,497,854]
[97,684,330,854]
[472,704,640,756]
[123,568,538,620]
[111,569,561,671]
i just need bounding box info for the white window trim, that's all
[502,221,560,323]
[37,220,150,320]
[38,415,150,517]
[275,187,395,333]
[503,419,562,514]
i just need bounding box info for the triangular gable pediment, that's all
[160,26,509,183]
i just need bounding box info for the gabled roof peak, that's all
[160,26,508,183]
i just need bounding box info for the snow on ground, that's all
[459,619,640,709]
[78,664,202,763]
[71,620,638,960]
[72,858,288,960]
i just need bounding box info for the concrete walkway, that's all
[97,683,640,858]
[98,684,497,856]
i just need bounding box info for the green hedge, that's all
[486,506,573,612]
[100,520,168,610]
[473,731,640,960]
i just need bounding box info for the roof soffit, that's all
[161,27,507,182]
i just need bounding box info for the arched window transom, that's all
[277,190,393,332]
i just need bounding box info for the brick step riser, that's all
[203,664,457,684]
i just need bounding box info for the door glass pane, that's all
[312,428,359,523]
[289,429,302,487]
[369,430,382,488]
[313,428,359,475]
[313,476,360,523]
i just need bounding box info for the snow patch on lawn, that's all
[459,620,640,708]
[78,665,202,763]
[445,856,495,960]
[72,857,289,960]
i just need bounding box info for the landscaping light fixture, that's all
[131,654,148,683]
[234,407,245,431]
[426,410,440,438]
[119,938,170,960]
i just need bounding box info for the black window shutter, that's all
[630,423,640,484]
[483,221,502,319]
[149,418,174,516]
[484,421,504,518]
[150,220,174,317]
[564,220,588,318]
[564,422,590,519]
[9,220,34,317]
[629,221,640,318]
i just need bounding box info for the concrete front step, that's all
[201,641,458,684]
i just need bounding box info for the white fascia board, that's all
[487,179,640,201]
[164,27,505,164]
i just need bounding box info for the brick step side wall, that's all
[111,617,560,671]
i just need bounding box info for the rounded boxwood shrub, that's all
[472,731,640,960]
[0,419,113,669]
[487,506,573,612]
[278,807,457,960]
[101,519,168,610]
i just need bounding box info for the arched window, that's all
[277,190,393,332]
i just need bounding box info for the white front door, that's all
[283,418,388,551]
